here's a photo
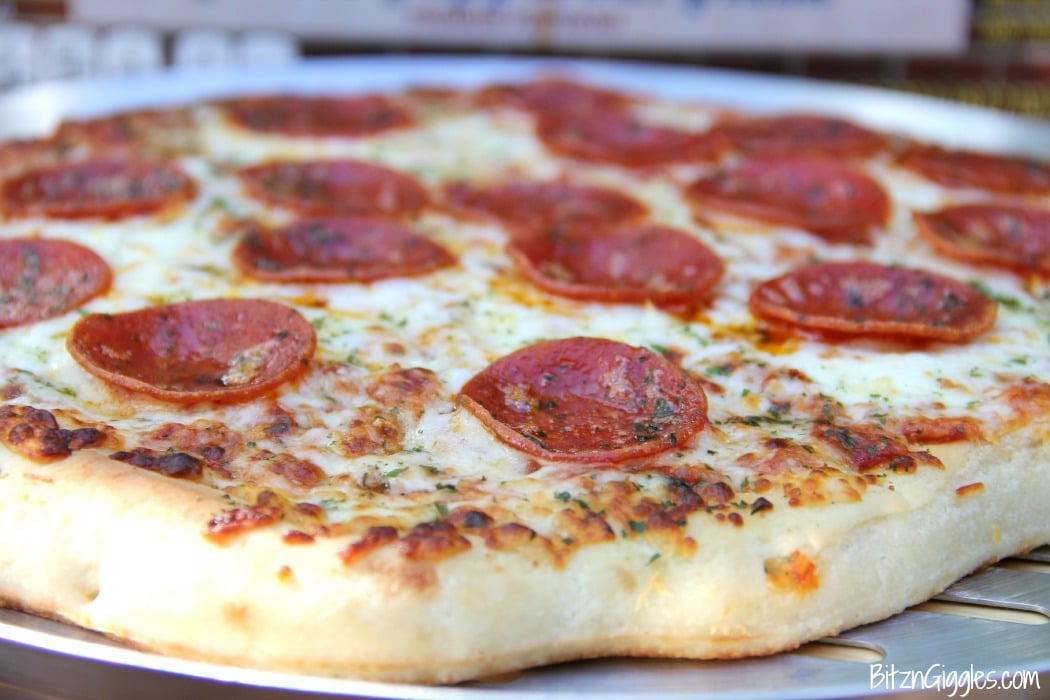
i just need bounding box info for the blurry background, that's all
[0,0,1048,118]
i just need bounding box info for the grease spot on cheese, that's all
[634,572,667,610]
[764,551,819,595]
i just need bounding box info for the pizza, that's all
[0,59,1047,686]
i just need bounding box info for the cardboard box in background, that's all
[62,0,973,55]
[5,0,1050,117]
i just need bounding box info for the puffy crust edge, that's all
[0,424,1047,685]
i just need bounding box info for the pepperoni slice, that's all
[459,337,708,462]
[237,160,429,218]
[684,157,889,244]
[476,79,632,117]
[67,299,316,404]
[914,204,1050,277]
[1,159,197,220]
[898,144,1050,194]
[710,114,889,158]
[537,112,724,168]
[0,238,111,329]
[0,137,72,182]
[443,181,646,238]
[233,216,456,283]
[54,107,196,155]
[749,262,997,343]
[219,95,413,137]
[509,224,723,306]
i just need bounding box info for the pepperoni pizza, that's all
[0,66,1048,685]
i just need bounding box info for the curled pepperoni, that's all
[914,204,1050,277]
[233,216,456,283]
[459,337,707,462]
[749,262,997,343]
[684,157,889,244]
[710,114,889,158]
[219,95,413,137]
[443,180,646,238]
[536,111,723,168]
[0,238,111,329]
[237,160,428,218]
[509,224,723,306]
[476,79,632,117]
[898,144,1050,194]
[1,159,197,220]
[67,299,316,404]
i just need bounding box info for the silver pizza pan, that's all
[0,56,1048,700]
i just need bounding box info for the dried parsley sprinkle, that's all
[651,397,674,421]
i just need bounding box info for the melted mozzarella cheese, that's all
[1,89,1048,533]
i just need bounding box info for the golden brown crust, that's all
[0,417,1045,683]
